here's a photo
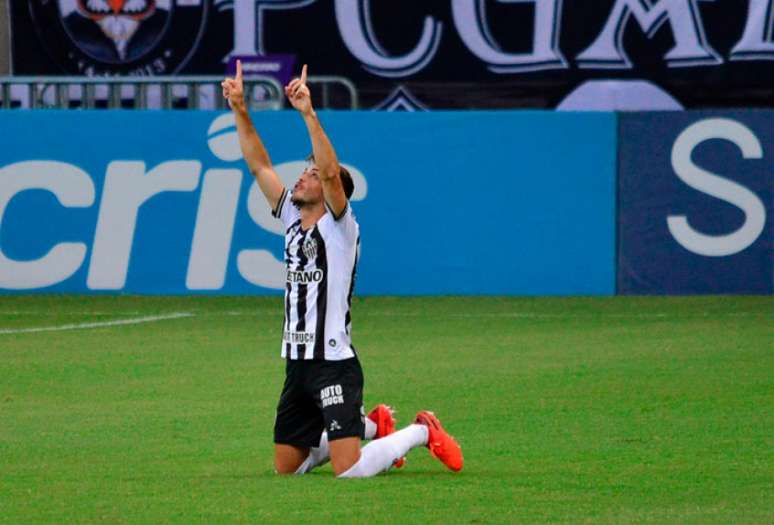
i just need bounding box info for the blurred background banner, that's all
[0,110,617,295]
[618,111,773,295]
[9,0,774,109]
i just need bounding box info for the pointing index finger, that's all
[236,59,243,82]
[300,64,307,85]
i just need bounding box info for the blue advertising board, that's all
[618,112,773,294]
[0,110,616,295]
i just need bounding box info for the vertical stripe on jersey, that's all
[311,228,328,360]
[344,236,360,336]
[293,229,310,359]
[283,221,302,359]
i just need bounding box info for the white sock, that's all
[294,416,379,474]
[338,424,429,479]
[364,417,377,440]
[294,432,330,474]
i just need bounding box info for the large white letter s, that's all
[668,118,766,257]
[0,161,94,289]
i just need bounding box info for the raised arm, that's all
[286,65,348,218]
[222,60,284,210]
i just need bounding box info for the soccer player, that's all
[221,61,463,477]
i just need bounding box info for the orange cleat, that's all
[367,404,405,468]
[414,411,463,472]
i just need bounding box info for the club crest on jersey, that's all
[29,0,208,75]
[302,238,318,260]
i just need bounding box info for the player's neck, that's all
[299,202,325,231]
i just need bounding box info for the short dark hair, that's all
[307,153,354,200]
[339,166,354,200]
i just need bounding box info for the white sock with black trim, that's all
[294,418,379,474]
[338,424,429,479]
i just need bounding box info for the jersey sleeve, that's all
[321,201,359,245]
[272,188,300,228]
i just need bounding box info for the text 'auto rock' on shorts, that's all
[273,356,365,448]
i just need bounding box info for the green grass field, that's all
[0,295,771,524]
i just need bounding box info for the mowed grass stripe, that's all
[0,295,771,524]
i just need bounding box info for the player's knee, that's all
[274,461,299,475]
[274,448,308,474]
[274,456,297,474]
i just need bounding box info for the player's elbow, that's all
[318,163,339,182]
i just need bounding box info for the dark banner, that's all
[618,111,773,295]
[10,1,774,109]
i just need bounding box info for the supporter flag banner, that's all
[618,111,773,295]
[9,0,774,109]
[0,110,616,295]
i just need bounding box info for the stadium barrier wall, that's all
[618,111,773,295]
[0,110,617,295]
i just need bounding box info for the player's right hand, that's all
[221,59,244,110]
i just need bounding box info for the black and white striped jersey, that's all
[271,188,360,361]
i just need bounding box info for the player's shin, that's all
[294,416,379,475]
[337,425,428,479]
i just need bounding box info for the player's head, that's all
[291,154,353,207]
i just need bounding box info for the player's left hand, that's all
[285,64,312,115]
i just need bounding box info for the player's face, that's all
[291,165,323,206]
